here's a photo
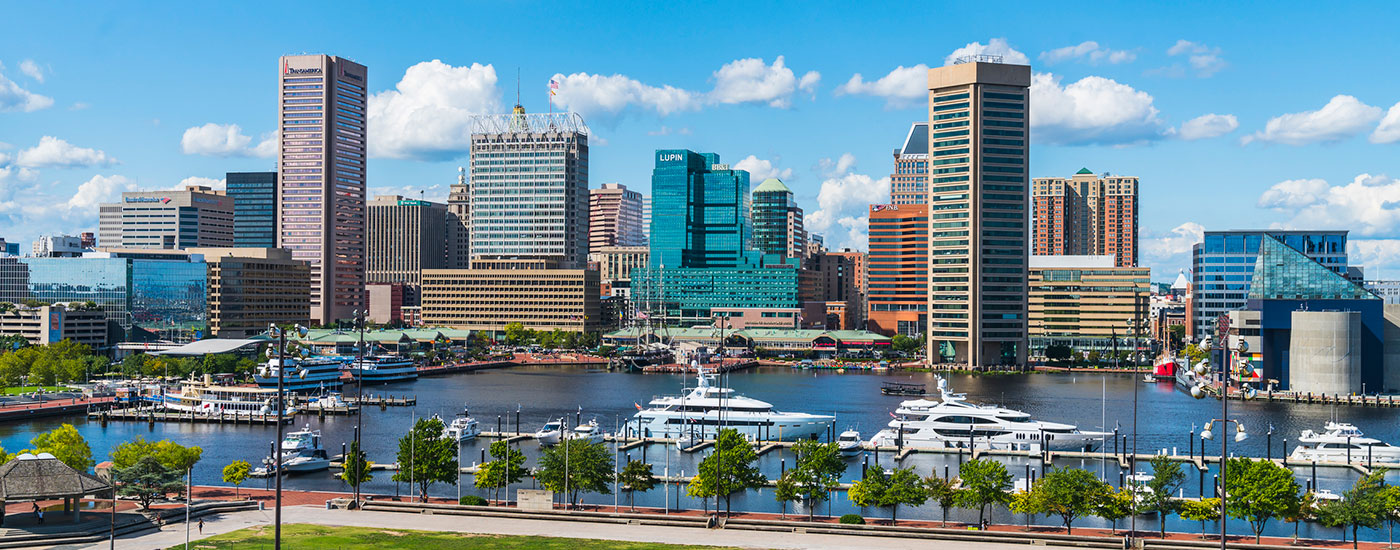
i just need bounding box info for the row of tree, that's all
[0,426,202,510]
[0,340,108,387]
[502,322,600,350]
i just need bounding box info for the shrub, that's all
[840,514,866,525]
[459,495,489,506]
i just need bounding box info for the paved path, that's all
[64,505,1069,550]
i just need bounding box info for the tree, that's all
[1043,344,1073,363]
[1383,485,1400,549]
[392,417,458,501]
[924,474,962,527]
[1180,498,1221,539]
[222,460,250,499]
[1097,488,1134,534]
[1025,466,1109,534]
[783,440,845,521]
[475,440,527,505]
[1145,455,1186,538]
[1008,489,1037,529]
[616,459,657,511]
[26,423,93,471]
[1223,457,1301,544]
[1316,471,1387,549]
[114,456,184,509]
[890,334,922,355]
[536,439,613,507]
[847,467,890,518]
[688,428,765,516]
[1285,492,1316,544]
[0,446,13,464]
[111,437,202,471]
[504,323,533,346]
[339,440,373,491]
[956,458,1013,527]
[881,467,928,525]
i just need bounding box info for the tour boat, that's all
[347,355,418,385]
[158,380,295,417]
[535,418,565,446]
[439,409,480,442]
[567,419,605,444]
[837,430,863,456]
[868,376,1105,451]
[621,370,834,441]
[254,357,345,393]
[1289,422,1400,464]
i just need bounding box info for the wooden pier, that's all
[86,405,291,425]
[343,394,416,407]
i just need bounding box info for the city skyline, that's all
[4,2,1400,279]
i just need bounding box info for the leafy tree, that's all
[1008,489,1036,529]
[687,428,765,516]
[1223,457,1302,544]
[1086,350,1102,364]
[616,459,657,511]
[777,440,845,521]
[882,467,928,524]
[1145,455,1186,538]
[890,334,922,355]
[1168,325,1186,350]
[848,467,890,514]
[924,474,962,527]
[340,440,373,490]
[1097,487,1134,534]
[1383,485,1400,549]
[1180,498,1221,539]
[1025,466,1109,534]
[475,440,527,505]
[0,446,13,464]
[536,439,613,507]
[774,468,802,519]
[1044,344,1073,363]
[222,460,250,499]
[1316,471,1387,549]
[114,455,184,509]
[111,437,202,471]
[1185,343,1209,365]
[503,323,533,346]
[392,417,458,501]
[26,423,93,471]
[956,458,1013,527]
[1285,492,1316,544]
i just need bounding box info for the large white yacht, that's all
[1290,422,1400,464]
[622,371,834,441]
[869,377,1104,451]
[253,426,329,475]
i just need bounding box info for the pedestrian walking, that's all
[36,508,43,524]
[198,517,204,534]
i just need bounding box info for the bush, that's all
[459,495,488,506]
[839,514,866,525]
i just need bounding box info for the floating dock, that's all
[86,405,291,425]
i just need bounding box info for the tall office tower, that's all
[633,150,798,324]
[925,58,1031,368]
[891,123,929,205]
[589,183,646,249]
[227,171,278,248]
[97,185,234,249]
[751,178,807,262]
[447,166,472,268]
[641,196,652,246]
[469,106,589,268]
[867,204,928,336]
[1031,168,1138,267]
[1189,230,1349,340]
[277,54,368,325]
[367,195,447,305]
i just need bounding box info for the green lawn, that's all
[179,524,746,550]
[0,385,65,395]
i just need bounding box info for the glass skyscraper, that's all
[751,178,805,262]
[227,171,278,248]
[1190,230,1348,340]
[19,253,207,342]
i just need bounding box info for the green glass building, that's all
[751,178,805,261]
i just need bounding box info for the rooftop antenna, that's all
[516,68,521,107]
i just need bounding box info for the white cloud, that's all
[798,71,821,95]
[550,71,699,120]
[646,126,691,136]
[64,174,136,215]
[69,102,90,111]
[181,123,252,156]
[368,60,501,161]
[944,38,1031,66]
[1263,173,1400,236]
[735,155,792,183]
[1176,113,1238,140]
[13,136,115,168]
[1040,41,1136,65]
[1242,95,1382,145]
[709,56,817,108]
[1165,40,1227,77]
[1141,221,1205,272]
[834,64,928,108]
[1370,102,1400,144]
[1030,72,1165,145]
[178,176,226,190]
[1350,240,1400,279]
[0,63,53,112]
[369,184,447,203]
[19,60,43,83]
[806,154,889,251]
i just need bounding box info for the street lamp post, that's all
[265,323,308,550]
[1192,315,1252,550]
[351,309,367,505]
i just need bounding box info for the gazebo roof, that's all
[0,455,110,501]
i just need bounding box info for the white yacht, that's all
[837,430,863,457]
[254,426,329,475]
[622,371,834,441]
[1289,422,1400,464]
[868,377,1104,451]
[440,409,480,442]
[300,392,350,412]
[535,418,565,446]
[567,419,605,444]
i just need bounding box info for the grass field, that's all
[0,385,65,395]
[178,524,747,550]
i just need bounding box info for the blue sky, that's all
[4,1,1400,280]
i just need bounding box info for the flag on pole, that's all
[549,79,559,96]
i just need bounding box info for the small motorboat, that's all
[567,419,604,444]
[444,409,481,442]
[837,430,863,457]
[535,418,564,446]
[1311,489,1343,508]
[252,425,329,475]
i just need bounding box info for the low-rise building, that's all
[1028,255,1150,357]
[0,304,107,348]
[420,259,600,333]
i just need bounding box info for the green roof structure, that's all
[752,178,791,193]
[1076,167,1094,175]
[1248,234,1377,300]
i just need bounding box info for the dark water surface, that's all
[3,366,1398,542]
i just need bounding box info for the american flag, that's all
[549,79,559,96]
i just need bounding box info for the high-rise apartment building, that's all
[751,178,806,262]
[226,171,278,248]
[891,122,929,205]
[867,203,928,337]
[447,166,471,268]
[925,59,1031,367]
[366,195,447,305]
[98,185,234,249]
[276,54,368,325]
[1190,230,1349,340]
[589,183,646,249]
[1032,169,1138,267]
[469,107,589,268]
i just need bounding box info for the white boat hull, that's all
[536,431,562,446]
[623,413,831,442]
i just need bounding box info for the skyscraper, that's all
[469,106,589,268]
[925,58,1031,368]
[277,54,368,325]
[589,183,646,249]
[1032,168,1138,267]
[891,122,929,205]
[98,185,234,249]
[751,178,806,262]
[447,167,471,268]
[227,171,279,248]
[866,203,928,336]
[366,195,448,305]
